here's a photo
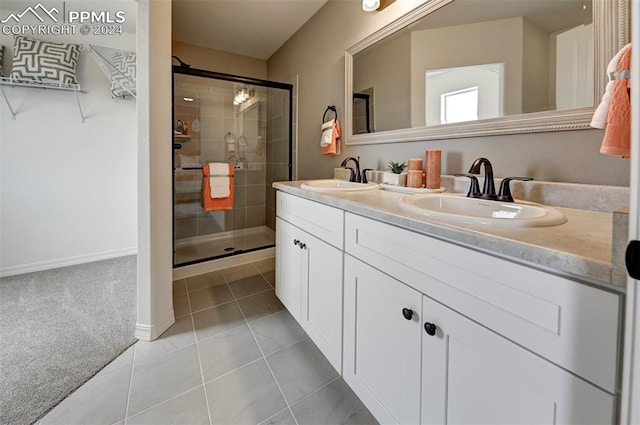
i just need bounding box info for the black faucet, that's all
[456,157,534,202]
[453,173,481,198]
[361,169,374,184]
[340,156,361,182]
[468,157,496,200]
[496,177,533,202]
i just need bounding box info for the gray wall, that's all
[267,0,629,187]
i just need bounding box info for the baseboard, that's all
[0,247,138,278]
[172,247,275,280]
[135,314,175,342]
[134,323,154,341]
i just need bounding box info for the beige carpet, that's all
[0,255,137,425]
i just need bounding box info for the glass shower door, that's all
[172,66,292,267]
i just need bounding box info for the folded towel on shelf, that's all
[202,163,235,212]
[321,119,334,147]
[322,119,341,156]
[591,43,632,129]
[600,45,631,158]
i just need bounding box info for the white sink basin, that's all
[398,193,567,227]
[300,179,379,193]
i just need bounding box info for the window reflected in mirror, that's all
[350,0,601,137]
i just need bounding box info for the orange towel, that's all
[202,163,234,212]
[600,47,631,158]
[322,119,341,156]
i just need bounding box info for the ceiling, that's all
[172,0,328,60]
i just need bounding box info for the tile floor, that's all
[39,259,377,425]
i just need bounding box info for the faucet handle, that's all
[454,173,482,198]
[343,167,356,182]
[497,177,533,202]
[361,169,374,184]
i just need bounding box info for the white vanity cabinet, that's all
[275,192,344,372]
[421,295,615,425]
[343,212,621,425]
[343,255,423,424]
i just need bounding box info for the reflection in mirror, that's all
[353,90,374,133]
[345,0,627,144]
[426,63,503,125]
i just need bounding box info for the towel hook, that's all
[323,105,338,123]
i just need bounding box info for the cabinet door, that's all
[301,231,343,372]
[421,296,616,425]
[275,217,302,323]
[343,255,422,425]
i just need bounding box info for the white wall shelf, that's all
[0,77,86,122]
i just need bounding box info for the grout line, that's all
[235,273,301,425]
[233,287,274,302]
[123,384,205,423]
[258,406,291,425]
[287,376,341,410]
[255,265,275,290]
[185,279,228,295]
[231,263,299,425]
[187,286,214,425]
[194,321,247,345]
[257,335,309,358]
[122,342,138,424]
[189,297,238,315]
[134,340,199,367]
[201,357,265,386]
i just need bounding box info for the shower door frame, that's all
[172,65,293,267]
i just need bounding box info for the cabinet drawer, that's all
[345,212,621,393]
[276,191,344,248]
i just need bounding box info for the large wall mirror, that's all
[344,0,628,145]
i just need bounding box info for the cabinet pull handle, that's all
[293,239,299,246]
[299,243,307,250]
[424,322,437,336]
[402,308,413,320]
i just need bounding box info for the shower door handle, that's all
[173,143,182,150]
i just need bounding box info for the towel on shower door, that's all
[202,163,235,212]
[600,45,631,158]
[322,119,341,156]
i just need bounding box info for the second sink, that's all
[398,193,567,227]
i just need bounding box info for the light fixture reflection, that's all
[362,0,380,12]
[233,87,255,106]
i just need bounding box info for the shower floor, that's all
[174,225,275,266]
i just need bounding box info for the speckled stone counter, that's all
[273,181,622,292]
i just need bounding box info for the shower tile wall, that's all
[174,76,269,243]
[266,88,291,231]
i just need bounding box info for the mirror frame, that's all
[344,0,629,145]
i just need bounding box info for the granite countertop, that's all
[273,181,621,292]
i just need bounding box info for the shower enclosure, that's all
[172,66,292,267]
